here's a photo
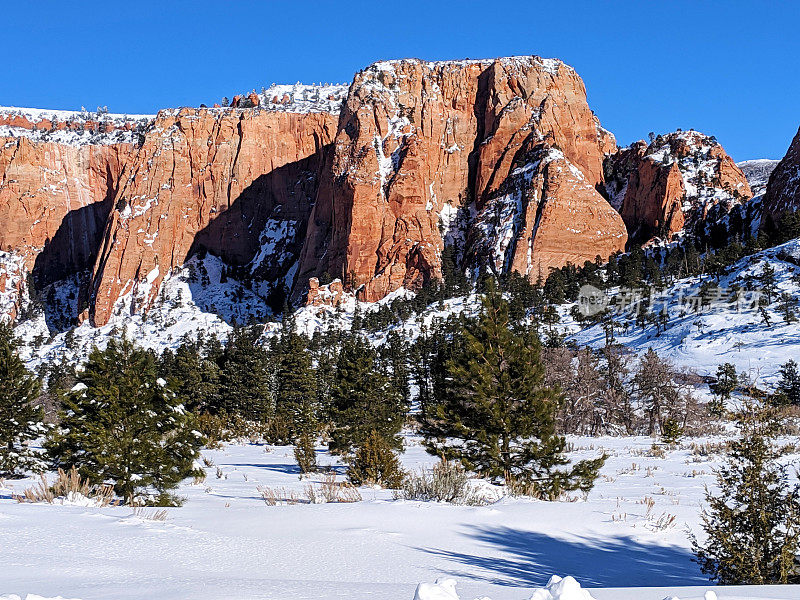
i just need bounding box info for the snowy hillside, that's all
[568,238,800,386]
[738,159,780,197]
[13,235,800,395]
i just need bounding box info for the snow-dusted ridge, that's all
[0,105,154,146]
[367,55,573,75]
[737,158,780,197]
[251,83,349,114]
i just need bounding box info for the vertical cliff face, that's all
[89,107,339,326]
[468,142,627,278]
[604,131,752,245]
[0,138,133,277]
[295,56,620,301]
[762,127,800,228]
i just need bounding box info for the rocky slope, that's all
[762,127,800,228]
[604,130,751,246]
[738,158,780,197]
[295,56,623,302]
[467,143,626,277]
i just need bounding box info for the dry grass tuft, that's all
[15,467,115,506]
[132,507,168,521]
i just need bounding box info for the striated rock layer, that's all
[89,107,338,325]
[762,127,800,228]
[295,56,623,302]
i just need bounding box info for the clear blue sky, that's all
[5,1,798,160]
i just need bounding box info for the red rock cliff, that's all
[89,107,338,325]
[294,56,620,301]
[762,126,800,229]
[605,131,751,245]
[0,137,135,284]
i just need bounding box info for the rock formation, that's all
[89,107,338,325]
[295,56,622,302]
[762,127,800,228]
[7,57,754,330]
[468,143,627,277]
[604,131,751,245]
[0,136,135,284]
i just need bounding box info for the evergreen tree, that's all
[347,430,405,488]
[0,324,45,477]
[710,363,738,415]
[274,322,318,441]
[379,331,411,406]
[778,293,798,324]
[293,431,317,475]
[329,335,407,455]
[160,336,220,414]
[47,338,203,504]
[423,285,605,497]
[693,404,800,584]
[758,263,778,305]
[774,360,800,406]
[217,325,273,421]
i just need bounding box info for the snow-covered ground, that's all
[1,435,798,599]
[569,238,800,387]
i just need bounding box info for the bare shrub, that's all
[398,460,486,505]
[301,473,362,504]
[16,474,53,503]
[257,485,300,506]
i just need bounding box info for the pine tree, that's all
[710,363,738,415]
[379,331,411,406]
[274,322,318,441]
[774,360,800,406]
[347,430,405,488]
[293,431,317,475]
[779,293,798,324]
[693,404,800,584]
[217,325,273,422]
[0,324,45,477]
[47,338,203,504]
[424,284,605,497]
[160,337,221,414]
[329,335,406,455]
[758,263,778,305]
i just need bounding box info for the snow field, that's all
[1,434,799,600]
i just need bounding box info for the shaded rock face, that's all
[467,142,627,278]
[295,56,618,302]
[604,131,751,246]
[762,127,800,227]
[89,107,338,326]
[0,137,134,286]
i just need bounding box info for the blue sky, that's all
[5,1,798,160]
